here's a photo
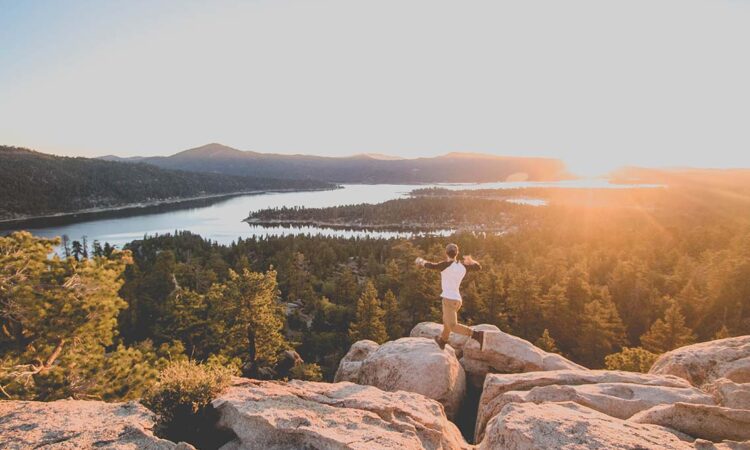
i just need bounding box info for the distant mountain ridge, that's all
[115,143,572,183]
[0,146,333,221]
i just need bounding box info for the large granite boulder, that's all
[212,378,471,450]
[650,336,750,386]
[704,378,750,410]
[334,338,466,419]
[333,339,380,383]
[478,401,692,450]
[0,399,192,450]
[476,369,695,442]
[632,403,750,443]
[336,337,466,419]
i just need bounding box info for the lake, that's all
[3,179,661,250]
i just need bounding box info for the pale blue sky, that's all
[1,0,749,176]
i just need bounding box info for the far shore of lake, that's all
[0,186,338,229]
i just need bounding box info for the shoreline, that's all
[0,186,338,228]
[243,217,508,234]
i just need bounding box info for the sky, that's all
[1,0,749,176]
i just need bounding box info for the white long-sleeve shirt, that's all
[423,259,482,301]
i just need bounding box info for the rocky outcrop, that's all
[410,322,501,359]
[649,336,750,386]
[475,369,695,441]
[410,322,584,388]
[478,401,693,450]
[632,403,750,443]
[704,378,750,410]
[335,337,466,419]
[0,399,193,450]
[7,333,750,450]
[333,339,380,383]
[211,378,471,450]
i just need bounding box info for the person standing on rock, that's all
[415,243,485,351]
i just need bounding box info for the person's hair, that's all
[445,243,459,259]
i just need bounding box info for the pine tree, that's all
[400,264,439,326]
[640,298,696,353]
[92,240,103,258]
[332,267,359,305]
[564,266,592,314]
[61,234,71,258]
[574,294,627,368]
[0,231,157,400]
[71,240,84,261]
[540,283,571,350]
[482,268,508,329]
[461,280,487,325]
[535,329,559,353]
[207,269,290,369]
[284,252,316,307]
[382,289,402,340]
[506,270,543,339]
[608,260,658,342]
[379,259,402,295]
[349,281,388,343]
[157,289,208,358]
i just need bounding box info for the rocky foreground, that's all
[1,326,749,449]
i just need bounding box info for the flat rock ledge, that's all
[475,369,696,442]
[0,399,193,450]
[632,402,750,443]
[478,401,693,450]
[211,378,472,450]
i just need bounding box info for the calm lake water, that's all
[5,180,660,250]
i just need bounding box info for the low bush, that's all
[143,360,234,448]
[604,347,659,373]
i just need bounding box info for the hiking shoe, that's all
[471,330,486,351]
[434,336,447,350]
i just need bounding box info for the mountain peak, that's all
[174,143,255,159]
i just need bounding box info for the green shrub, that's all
[604,347,659,373]
[289,362,323,381]
[142,360,234,447]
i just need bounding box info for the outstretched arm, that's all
[415,257,451,271]
[462,255,482,272]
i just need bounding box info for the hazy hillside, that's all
[0,146,333,220]
[612,166,750,193]
[131,143,571,183]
